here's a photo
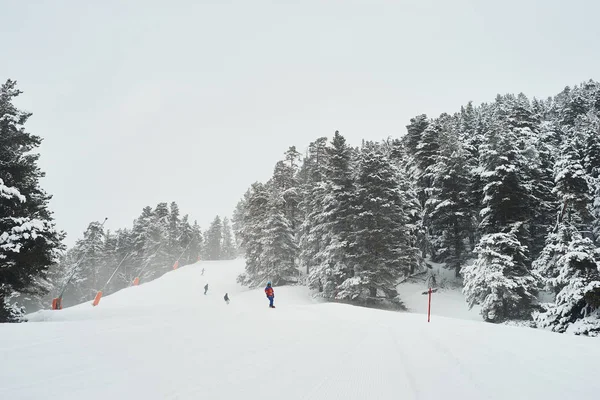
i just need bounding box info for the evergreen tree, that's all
[261,195,298,285]
[142,203,171,279]
[553,138,591,229]
[177,215,194,264]
[203,216,223,260]
[114,228,135,288]
[61,222,106,303]
[129,206,154,277]
[341,148,420,307]
[221,217,236,260]
[281,146,302,232]
[238,183,269,287]
[0,80,64,321]
[508,93,555,259]
[308,131,356,298]
[534,224,600,336]
[168,201,182,257]
[464,114,539,321]
[404,114,429,155]
[478,122,533,242]
[298,181,328,276]
[426,132,473,276]
[298,137,329,275]
[462,227,538,322]
[189,220,203,263]
[558,85,589,127]
[582,113,600,179]
[231,193,248,252]
[413,118,443,209]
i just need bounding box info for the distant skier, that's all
[224,293,230,304]
[204,283,208,295]
[201,268,205,276]
[265,281,275,308]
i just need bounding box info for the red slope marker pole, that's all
[427,287,432,323]
[92,291,103,307]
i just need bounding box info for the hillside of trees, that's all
[234,80,600,336]
[44,210,237,309]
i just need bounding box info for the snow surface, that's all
[397,261,482,321]
[1,259,600,400]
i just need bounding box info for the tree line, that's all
[47,210,237,309]
[235,81,600,335]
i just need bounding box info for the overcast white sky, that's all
[2,0,599,245]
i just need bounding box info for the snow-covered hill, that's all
[1,259,599,400]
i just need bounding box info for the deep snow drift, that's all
[1,259,599,400]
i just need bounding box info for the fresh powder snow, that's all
[1,259,599,400]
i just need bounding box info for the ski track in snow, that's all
[1,259,600,400]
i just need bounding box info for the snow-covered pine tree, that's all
[576,112,600,244]
[282,146,302,232]
[260,194,298,285]
[221,217,236,260]
[231,192,248,253]
[238,183,269,287]
[552,137,591,230]
[478,120,533,242]
[507,93,555,259]
[383,138,427,265]
[113,228,136,289]
[341,148,420,307]
[298,181,327,276]
[404,114,429,155]
[413,117,443,209]
[60,221,106,304]
[307,131,356,299]
[464,114,539,321]
[0,80,64,321]
[426,129,473,276]
[177,215,194,264]
[168,202,183,260]
[189,220,203,263]
[101,230,119,294]
[131,206,157,277]
[582,113,600,180]
[203,216,223,261]
[533,129,600,335]
[462,226,538,322]
[141,203,171,280]
[534,223,600,336]
[557,85,589,127]
[298,137,329,275]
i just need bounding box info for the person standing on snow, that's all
[265,281,275,308]
[204,283,209,295]
[201,268,205,276]
[224,293,230,304]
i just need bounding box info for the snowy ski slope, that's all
[1,259,599,400]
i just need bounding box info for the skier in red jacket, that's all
[265,281,275,308]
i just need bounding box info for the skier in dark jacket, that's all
[265,281,275,308]
[204,284,208,295]
[224,293,230,304]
